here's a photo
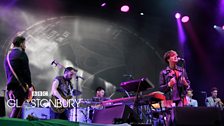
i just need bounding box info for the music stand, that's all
[120,77,154,92]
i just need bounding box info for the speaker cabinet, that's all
[92,105,140,124]
[174,107,223,126]
[22,107,51,119]
[0,97,6,117]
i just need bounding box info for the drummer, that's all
[88,87,110,120]
[92,87,108,101]
[91,87,110,108]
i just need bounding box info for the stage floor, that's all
[0,117,131,126]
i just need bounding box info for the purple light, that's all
[120,5,129,12]
[175,13,181,19]
[219,0,224,16]
[222,25,224,30]
[181,16,189,23]
[101,3,106,7]
[177,18,186,44]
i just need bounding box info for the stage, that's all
[0,117,131,126]
[1,107,224,126]
[0,1,224,126]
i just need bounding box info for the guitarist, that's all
[4,36,34,118]
[51,67,77,120]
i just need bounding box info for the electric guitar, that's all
[50,94,73,113]
[6,83,35,103]
[24,84,35,102]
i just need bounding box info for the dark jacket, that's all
[159,66,190,101]
[4,48,32,91]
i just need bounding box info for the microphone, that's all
[51,60,57,66]
[178,57,185,61]
[76,76,85,80]
[123,74,132,77]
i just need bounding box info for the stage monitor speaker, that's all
[92,105,140,124]
[0,97,6,117]
[174,107,223,126]
[22,107,51,120]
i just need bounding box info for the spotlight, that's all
[140,12,144,16]
[181,16,189,23]
[214,25,217,29]
[222,25,224,30]
[101,3,106,7]
[175,13,181,19]
[120,5,129,12]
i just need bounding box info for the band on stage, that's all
[2,36,224,125]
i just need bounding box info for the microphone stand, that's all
[74,76,84,122]
[179,59,186,106]
[201,92,207,106]
[74,76,79,122]
[203,92,207,98]
[133,80,143,122]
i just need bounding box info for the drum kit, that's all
[69,106,91,123]
[67,90,105,123]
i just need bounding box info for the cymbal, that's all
[92,97,110,102]
[72,89,82,96]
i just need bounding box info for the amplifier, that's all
[174,107,223,126]
[92,105,140,124]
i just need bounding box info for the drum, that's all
[69,107,91,123]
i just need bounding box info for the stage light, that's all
[101,3,106,7]
[214,25,217,29]
[181,16,189,23]
[175,13,181,19]
[120,5,129,12]
[222,25,224,30]
[140,12,144,16]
